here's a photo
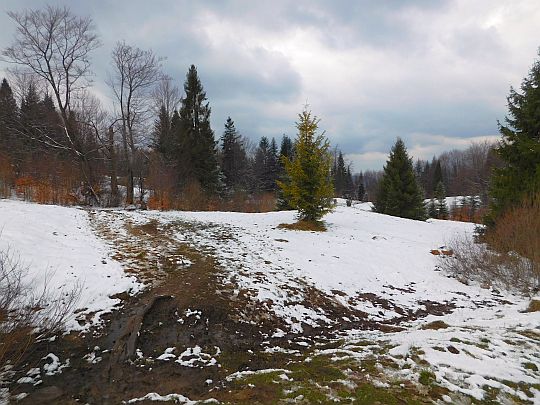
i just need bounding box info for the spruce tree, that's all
[279,135,295,162]
[278,110,334,221]
[432,160,443,195]
[18,83,44,158]
[277,134,295,210]
[428,199,438,218]
[267,138,280,190]
[357,172,366,201]
[254,136,270,191]
[177,65,219,192]
[434,181,448,219]
[0,78,18,155]
[374,138,427,220]
[345,165,354,198]
[489,50,540,222]
[333,151,347,197]
[153,105,173,160]
[220,117,248,191]
[221,116,237,190]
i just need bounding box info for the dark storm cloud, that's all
[1,0,538,170]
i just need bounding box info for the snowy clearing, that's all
[2,199,539,403]
[0,199,142,331]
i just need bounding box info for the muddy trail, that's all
[7,211,457,404]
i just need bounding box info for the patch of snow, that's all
[125,392,218,403]
[226,368,292,381]
[174,346,220,368]
[0,200,142,331]
[156,347,176,361]
[42,353,69,376]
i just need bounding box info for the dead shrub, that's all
[450,205,487,223]
[0,248,80,369]
[421,320,449,330]
[526,300,540,312]
[176,180,206,211]
[440,194,540,294]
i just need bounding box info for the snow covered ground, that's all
[114,201,539,402]
[0,199,141,331]
[2,198,539,402]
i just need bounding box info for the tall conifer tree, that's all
[0,78,18,155]
[489,50,540,222]
[334,151,347,197]
[220,117,248,191]
[153,105,173,160]
[374,138,426,220]
[177,65,219,192]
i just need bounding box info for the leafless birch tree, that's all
[152,74,181,117]
[108,41,163,205]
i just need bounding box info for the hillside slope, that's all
[1,199,538,404]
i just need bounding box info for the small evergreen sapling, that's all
[278,110,334,222]
[434,181,448,219]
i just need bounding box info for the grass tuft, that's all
[526,299,540,312]
[418,369,435,386]
[277,220,327,232]
[421,320,449,330]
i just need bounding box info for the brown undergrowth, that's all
[277,220,327,232]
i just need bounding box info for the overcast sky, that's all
[1,0,539,171]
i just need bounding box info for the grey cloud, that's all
[1,0,538,172]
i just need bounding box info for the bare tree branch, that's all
[108,41,163,204]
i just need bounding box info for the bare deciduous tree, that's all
[6,67,47,105]
[2,5,102,202]
[151,74,181,117]
[108,41,163,205]
[73,91,120,205]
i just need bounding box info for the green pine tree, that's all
[0,78,19,156]
[278,110,334,221]
[220,117,248,191]
[279,135,295,162]
[345,164,354,198]
[254,136,270,191]
[276,134,296,210]
[374,138,427,220]
[432,160,443,196]
[488,49,540,223]
[434,181,448,219]
[428,199,438,218]
[334,151,347,197]
[176,65,219,192]
[357,172,366,201]
[152,105,173,159]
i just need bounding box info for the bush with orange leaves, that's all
[440,194,540,294]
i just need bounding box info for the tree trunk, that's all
[126,160,134,205]
[109,127,119,206]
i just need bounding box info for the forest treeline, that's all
[0,5,502,218]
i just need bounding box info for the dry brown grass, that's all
[146,188,278,214]
[526,300,540,313]
[0,248,80,369]
[278,220,327,232]
[440,194,540,294]
[421,320,449,330]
